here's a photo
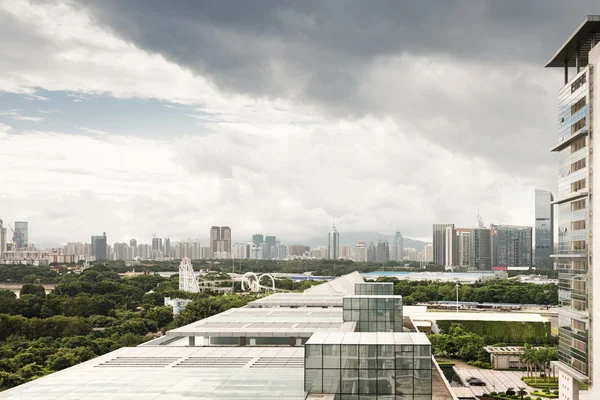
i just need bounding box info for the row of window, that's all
[572,199,586,211]
[571,279,586,292]
[571,117,587,134]
[571,73,587,93]
[573,260,586,271]
[571,137,586,153]
[572,358,586,374]
[571,179,586,192]
[571,96,587,115]
[571,158,586,173]
[572,240,586,251]
[572,338,586,352]
[571,319,586,332]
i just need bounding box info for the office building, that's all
[210,226,232,258]
[492,225,532,268]
[432,223,454,266]
[470,228,492,270]
[327,223,339,259]
[91,232,107,260]
[376,240,389,263]
[265,235,277,259]
[152,237,163,252]
[444,226,457,269]
[456,228,472,267]
[252,233,264,247]
[365,241,376,262]
[391,231,404,261]
[0,219,6,257]
[164,238,171,257]
[535,189,554,269]
[546,16,600,399]
[13,221,28,249]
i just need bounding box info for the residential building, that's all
[129,239,137,258]
[546,16,600,399]
[232,243,249,259]
[366,241,376,262]
[276,242,288,259]
[353,242,366,262]
[13,221,28,249]
[91,232,107,260]
[492,225,533,268]
[404,247,418,261]
[535,189,555,269]
[327,223,339,259]
[376,240,389,263]
[391,231,404,261]
[470,228,492,270]
[338,244,353,260]
[288,244,310,256]
[432,223,454,266]
[164,238,171,257]
[424,243,433,262]
[152,237,163,253]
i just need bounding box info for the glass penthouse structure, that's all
[546,15,600,400]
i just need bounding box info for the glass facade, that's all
[555,68,590,377]
[305,333,432,399]
[470,228,492,270]
[491,225,532,268]
[343,296,403,333]
[13,221,28,249]
[355,283,395,296]
[535,189,554,270]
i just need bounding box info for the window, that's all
[572,240,586,251]
[571,73,587,93]
[572,358,586,374]
[572,299,586,311]
[572,199,586,211]
[571,220,586,230]
[571,96,587,115]
[571,137,586,153]
[571,158,586,173]
[572,339,586,352]
[571,319,586,332]
[572,260,586,271]
[571,117,587,134]
[571,280,586,291]
[571,179,586,192]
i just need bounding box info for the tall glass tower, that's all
[327,223,339,260]
[13,221,28,249]
[546,15,600,400]
[535,189,555,270]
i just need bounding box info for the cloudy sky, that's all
[0,1,597,246]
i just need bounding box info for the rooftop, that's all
[546,15,600,67]
[405,310,549,323]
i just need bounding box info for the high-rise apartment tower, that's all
[546,15,600,400]
[327,223,339,260]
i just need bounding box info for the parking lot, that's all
[453,367,588,399]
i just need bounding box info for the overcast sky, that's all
[0,1,597,245]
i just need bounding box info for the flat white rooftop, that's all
[0,346,306,400]
[404,310,549,323]
[247,293,345,308]
[166,306,352,338]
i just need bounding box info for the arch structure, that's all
[241,272,276,292]
[179,257,200,293]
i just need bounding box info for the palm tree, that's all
[531,348,540,383]
[520,344,534,378]
[517,387,528,400]
[537,347,550,381]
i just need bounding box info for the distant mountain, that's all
[298,232,429,251]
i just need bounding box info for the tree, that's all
[145,306,173,328]
[45,349,80,371]
[517,387,527,399]
[20,284,46,298]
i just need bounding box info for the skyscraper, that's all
[164,238,171,257]
[491,225,533,268]
[432,224,454,266]
[252,234,264,247]
[546,17,599,399]
[391,231,404,261]
[91,232,107,260]
[535,189,554,270]
[366,241,376,262]
[470,228,492,270]
[265,235,277,259]
[13,221,28,249]
[375,240,389,263]
[444,226,457,269]
[353,242,366,262]
[129,239,137,258]
[327,223,339,259]
[152,237,163,253]
[209,226,232,258]
[0,219,6,257]
[456,228,472,267]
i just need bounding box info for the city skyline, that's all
[2,2,597,245]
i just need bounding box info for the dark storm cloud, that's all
[75,0,598,186]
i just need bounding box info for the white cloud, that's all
[0,0,550,245]
[0,109,43,122]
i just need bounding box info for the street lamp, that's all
[455,282,459,313]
